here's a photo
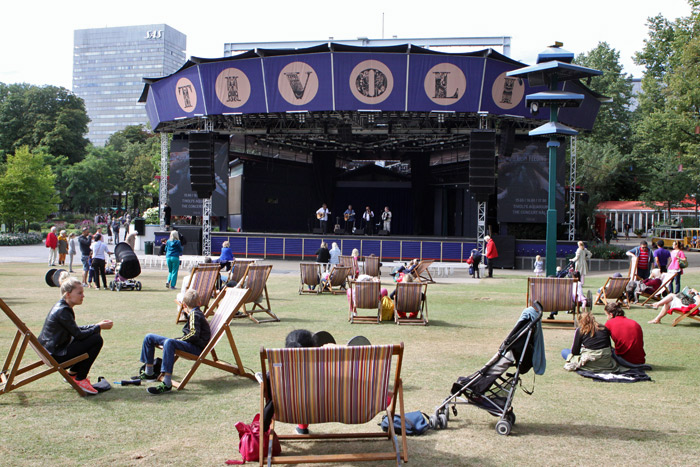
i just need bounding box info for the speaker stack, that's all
[469,130,497,202]
[188,132,215,199]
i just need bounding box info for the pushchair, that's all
[430,301,544,436]
[109,242,142,291]
[556,260,574,278]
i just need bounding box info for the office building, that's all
[73,24,186,146]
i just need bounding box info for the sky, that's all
[1,0,693,90]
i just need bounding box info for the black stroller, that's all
[109,242,142,291]
[430,301,544,436]
[556,260,575,278]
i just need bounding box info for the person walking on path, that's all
[571,241,592,285]
[77,227,92,286]
[57,230,69,266]
[484,235,498,278]
[46,226,58,266]
[164,230,183,289]
[68,233,78,272]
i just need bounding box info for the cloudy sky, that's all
[1,0,692,89]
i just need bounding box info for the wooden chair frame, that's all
[163,287,255,390]
[1,298,88,397]
[640,271,677,306]
[349,280,382,324]
[339,255,357,280]
[411,260,435,284]
[670,303,700,327]
[234,264,279,323]
[298,263,322,295]
[363,255,381,278]
[321,265,351,294]
[394,282,428,326]
[526,277,580,326]
[176,263,222,323]
[227,258,257,286]
[593,276,631,309]
[258,343,408,466]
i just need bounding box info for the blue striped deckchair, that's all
[259,343,408,465]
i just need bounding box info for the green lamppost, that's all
[507,43,602,276]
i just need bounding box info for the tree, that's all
[639,158,697,221]
[0,146,59,231]
[62,146,121,213]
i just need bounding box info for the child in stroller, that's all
[430,302,545,436]
[109,242,142,291]
[556,260,575,278]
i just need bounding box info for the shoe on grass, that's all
[147,382,172,395]
[138,370,158,383]
[72,375,98,395]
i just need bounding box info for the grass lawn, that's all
[1,262,700,466]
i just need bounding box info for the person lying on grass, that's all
[138,288,211,395]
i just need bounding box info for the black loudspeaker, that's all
[469,130,496,201]
[313,228,323,234]
[189,132,215,198]
[499,125,515,158]
[334,227,344,235]
[354,228,365,235]
[378,230,389,236]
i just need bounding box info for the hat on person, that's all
[82,226,89,231]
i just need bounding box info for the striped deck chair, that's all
[349,280,382,324]
[176,263,222,323]
[227,259,257,286]
[235,264,279,323]
[299,262,322,295]
[640,271,677,306]
[321,265,351,294]
[526,277,579,326]
[364,255,381,278]
[593,276,631,309]
[669,303,700,327]
[394,282,428,326]
[1,298,89,397]
[339,255,358,279]
[163,287,255,390]
[411,260,435,284]
[259,343,408,465]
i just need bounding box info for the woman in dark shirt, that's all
[562,312,619,373]
[315,242,331,271]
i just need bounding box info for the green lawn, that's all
[1,262,699,466]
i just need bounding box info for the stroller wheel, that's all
[438,413,448,429]
[109,281,115,291]
[116,282,122,291]
[495,419,512,436]
[429,414,439,430]
[136,282,142,291]
[506,411,516,426]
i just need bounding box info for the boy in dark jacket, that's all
[138,289,211,394]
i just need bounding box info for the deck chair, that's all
[259,343,408,465]
[669,303,700,327]
[299,262,322,294]
[526,277,580,326]
[349,280,382,324]
[394,282,428,326]
[593,276,631,309]
[234,264,279,323]
[161,287,255,390]
[411,260,435,284]
[339,255,357,279]
[1,298,89,397]
[176,263,222,323]
[321,265,351,294]
[364,255,381,278]
[227,259,257,286]
[640,271,677,306]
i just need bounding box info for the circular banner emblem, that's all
[215,68,251,108]
[175,77,197,112]
[278,61,319,106]
[423,63,466,106]
[350,60,394,105]
[491,71,525,110]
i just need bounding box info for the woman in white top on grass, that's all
[90,233,112,290]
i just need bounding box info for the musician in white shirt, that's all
[316,204,330,233]
[362,206,374,235]
[382,206,392,233]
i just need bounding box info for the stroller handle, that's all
[532,301,544,320]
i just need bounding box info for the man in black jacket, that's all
[138,289,211,394]
[78,227,92,286]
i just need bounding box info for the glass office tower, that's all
[73,24,186,146]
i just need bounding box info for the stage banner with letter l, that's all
[407,55,483,112]
[333,53,408,111]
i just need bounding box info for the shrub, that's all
[28,222,42,232]
[0,232,42,246]
[589,243,628,260]
[143,207,159,224]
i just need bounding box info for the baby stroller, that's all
[430,301,544,436]
[109,242,142,291]
[556,260,575,278]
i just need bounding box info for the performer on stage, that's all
[316,204,330,234]
[343,205,356,233]
[362,206,374,235]
[381,206,392,233]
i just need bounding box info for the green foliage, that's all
[62,146,121,212]
[588,243,628,259]
[0,146,60,231]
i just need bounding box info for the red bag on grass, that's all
[232,413,281,463]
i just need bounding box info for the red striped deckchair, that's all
[364,255,381,278]
[526,277,579,326]
[394,282,428,326]
[640,271,677,306]
[259,343,408,465]
[164,287,255,390]
[235,264,278,323]
[669,303,700,327]
[593,276,630,309]
[321,265,351,294]
[298,263,322,295]
[349,280,382,324]
[1,298,89,397]
[176,263,222,323]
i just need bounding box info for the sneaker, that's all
[295,426,309,435]
[170,286,177,290]
[147,382,172,395]
[138,370,158,383]
[96,287,100,290]
[72,375,98,395]
[165,282,170,288]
